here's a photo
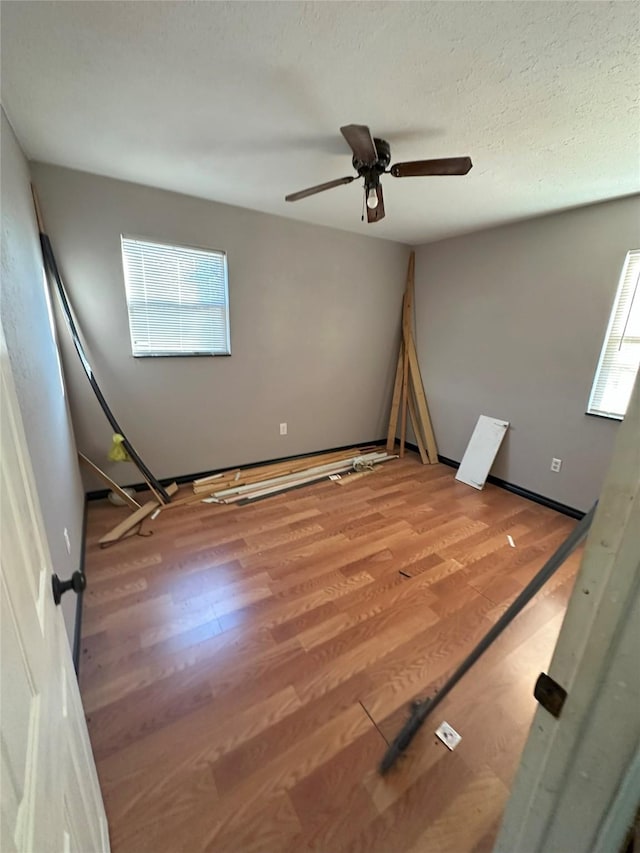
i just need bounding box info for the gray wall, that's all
[31,164,409,487]
[1,112,84,642]
[413,194,640,511]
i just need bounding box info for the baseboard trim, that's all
[72,498,88,676]
[85,439,387,501]
[85,439,585,519]
[435,452,585,520]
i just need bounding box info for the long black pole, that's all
[379,502,597,774]
[33,190,171,504]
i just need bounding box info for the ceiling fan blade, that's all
[390,157,473,178]
[340,124,378,165]
[285,176,355,202]
[367,185,385,223]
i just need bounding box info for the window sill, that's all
[584,411,623,422]
[132,352,231,359]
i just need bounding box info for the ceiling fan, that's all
[285,124,472,223]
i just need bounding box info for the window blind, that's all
[121,236,230,357]
[588,250,640,419]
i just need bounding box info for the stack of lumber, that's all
[386,252,439,464]
[179,447,396,506]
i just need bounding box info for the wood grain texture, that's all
[81,455,581,852]
[79,452,141,510]
[386,342,405,454]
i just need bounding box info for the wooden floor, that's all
[81,455,582,853]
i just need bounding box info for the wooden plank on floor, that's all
[81,456,581,853]
[98,482,178,545]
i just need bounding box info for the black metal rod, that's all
[37,229,171,504]
[379,502,597,774]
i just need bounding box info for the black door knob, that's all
[51,571,86,605]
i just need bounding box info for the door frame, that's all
[495,373,640,851]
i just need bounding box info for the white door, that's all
[0,324,109,853]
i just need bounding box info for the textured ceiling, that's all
[2,1,639,244]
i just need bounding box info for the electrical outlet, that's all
[280,422,287,436]
[551,458,562,473]
[63,527,71,554]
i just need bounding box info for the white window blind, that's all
[121,236,230,357]
[588,250,640,420]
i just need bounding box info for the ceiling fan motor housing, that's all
[353,138,391,188]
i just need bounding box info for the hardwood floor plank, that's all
[289,727,383,850]
[204,792,304,853]
[360,603,499,729]
[81,455,580,852]
[211,673,374,793]
[101,685,301,823]
[405,765,509,853]
[81,613,271,694]
[87,667,215,761]
[204,704,374,850]
[338,749,473,853]
[108,763,218,853]
[217,568,376,633]
[270,599,341,643]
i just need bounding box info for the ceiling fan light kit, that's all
[285,124,472,224]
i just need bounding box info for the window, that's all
[121,236,230,357]
[588,250,640,420]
